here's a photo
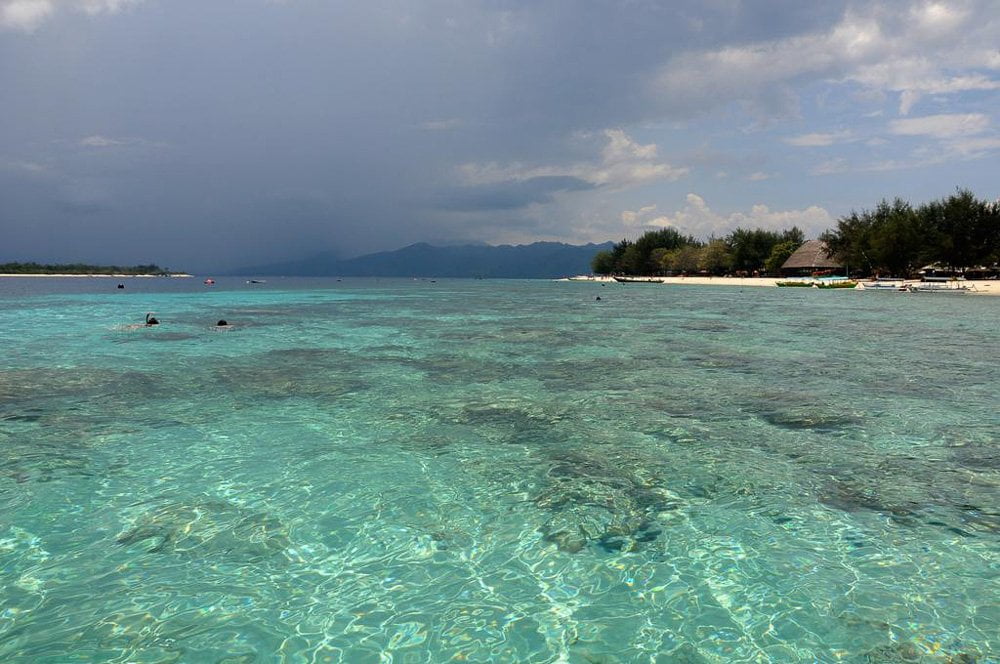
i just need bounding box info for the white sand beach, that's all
[662,275,1000,295]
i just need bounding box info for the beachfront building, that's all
[780,239,844,276]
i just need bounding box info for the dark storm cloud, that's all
[437,175,595,211]
[0,1,845,269]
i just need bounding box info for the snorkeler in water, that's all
[119,312,159,331]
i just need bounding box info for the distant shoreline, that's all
[0,273,193,278]
[561,275,1000,295]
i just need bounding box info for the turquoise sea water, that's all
[1,277,997,663]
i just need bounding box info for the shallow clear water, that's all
[1,277,997,663]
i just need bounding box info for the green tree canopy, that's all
[763,240,800,275]
[590,229,699,275]
[0,262,173,275]
[822,190,1000,276]
[659,245,701,273]
[590,250,615,275]
[728,227,802,273]
[698,238,733,275]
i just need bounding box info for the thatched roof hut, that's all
[781,240,843,276]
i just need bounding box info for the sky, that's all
[1,0,998,272]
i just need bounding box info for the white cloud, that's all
[784,131,852,147]
[614,194,832,238]
[947,136,1000,157]
[75,134,166,150]
[0,0,139,31]
[620,204,657,224]
[0,0,52,31]
[459,128,688,192]
[852,59,1000,115]
[889,113,990,138]
[78,0,140,14]
[79,134,128,147]
[911,1,967,36]
[1,158,48,173]
[602,129,657,162]
[650,2,1000,119]
[811,123,999,174]
[587,129,688,189]
[746,171,772,181]
[652,194,831,237]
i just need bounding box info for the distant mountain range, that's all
[234,241,614,278]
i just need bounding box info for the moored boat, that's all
[855,279,906,291]
[778,276,856,289]
[813,278,857,289]
[906,283,971,294]
[612,276,665,283]
[906,276,973,294]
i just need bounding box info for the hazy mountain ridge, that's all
[234,241,614,278]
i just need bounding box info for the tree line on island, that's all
[0,262,175,275]
[591,190,1000,277]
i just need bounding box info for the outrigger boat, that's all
[855,278,906,291]
[906,276,973,294]
[813,279,857,289]
[907,283,972,294]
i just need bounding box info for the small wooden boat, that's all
[612,276,665,283]
[855,279,906,291]
[907,276,972,294]
[812,278,857,289]
[906,283,971,294]
[813,281,857,289]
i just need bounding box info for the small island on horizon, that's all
[0,262,191,277]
